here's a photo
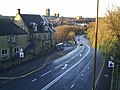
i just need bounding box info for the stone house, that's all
[0,19,28,62]
[14,9,56,55]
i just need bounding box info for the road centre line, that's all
[71,84,75,88]
[41,70,52,77]
[55,64,63,69]
[80,54,82,56]
[64,60,70,63]
[75,54,78,57]
[88,67,90,69]
[32,78,37,82]
[1,81,7,84]
[71,57,74,59]
[81,74,84,77]
[41,41,90,90]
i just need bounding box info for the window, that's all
[44,34,46,40]
[38,35,41,39]
[7,36,10,42]
[45,43,49,50]
[7,35,16,43]
[30,22,38,31]
[33,35,37,39]
[34,26,37,31]
[14,48,19,54]
[48,34,50,39]
[11,35,16,43]
[1,49,8,57]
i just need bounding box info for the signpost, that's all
[19,48,24,59]
[108,61,114,68]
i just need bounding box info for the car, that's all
[80,43,83,46]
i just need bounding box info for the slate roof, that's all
[20,14,55,33]
[0,19,28,36]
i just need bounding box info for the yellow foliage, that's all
[87,7,120,59]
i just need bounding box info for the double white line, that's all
[41,41,90,90]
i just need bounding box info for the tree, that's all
[87,7,120,90]
[87,7,120,61]
[55,25,85,43]
[67,31,75,41]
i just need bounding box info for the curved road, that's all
[0,36,104,90]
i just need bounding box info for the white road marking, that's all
[32,78,37,82]
[71,84,75,88]
[41,41,90,90]
[81,74,84,77]
[62,64,68,70]
[41,70,52,77]
[55,64,63,69]
[71,57,74,59]
[1,81,7,84]
[65,60,70,63]
[80,54,82,56]
[104,74,108,77]
[88,67,90,69]
[75,54,78,57]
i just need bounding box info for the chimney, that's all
[57,13,59,17]
[16,8,21,15]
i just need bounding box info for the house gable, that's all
[14,14,29,33]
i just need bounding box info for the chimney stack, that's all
[16,8,21,15]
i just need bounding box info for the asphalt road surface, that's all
[0,36,103,90]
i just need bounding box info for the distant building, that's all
[54,13,60,17]
[76,16,82,20]
[46,8,50,17]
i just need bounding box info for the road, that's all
[0,36,103,90]
[96,60,112,90]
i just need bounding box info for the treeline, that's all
[87,7,120,61]
[55,25,85,43]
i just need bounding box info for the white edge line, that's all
[95,60,105,88]
[41,41,90,90]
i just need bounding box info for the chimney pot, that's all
[16,8,21,15]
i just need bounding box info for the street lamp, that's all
[92,0,99,90]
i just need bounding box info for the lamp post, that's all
[92,0,99,90]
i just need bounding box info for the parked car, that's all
[56,43,64,50]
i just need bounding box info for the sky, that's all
[0,0,120,17]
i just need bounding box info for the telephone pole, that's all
[93,0,99,90]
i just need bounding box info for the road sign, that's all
[19,52,24,58]
[108,61,114,68]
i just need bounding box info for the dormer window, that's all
[30,22,38,31]
[40,21,45,26]
[34,25,37,31]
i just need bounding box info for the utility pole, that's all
[93,0,99,90]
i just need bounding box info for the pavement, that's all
[0,44,76,80]
[96,60,112,90]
